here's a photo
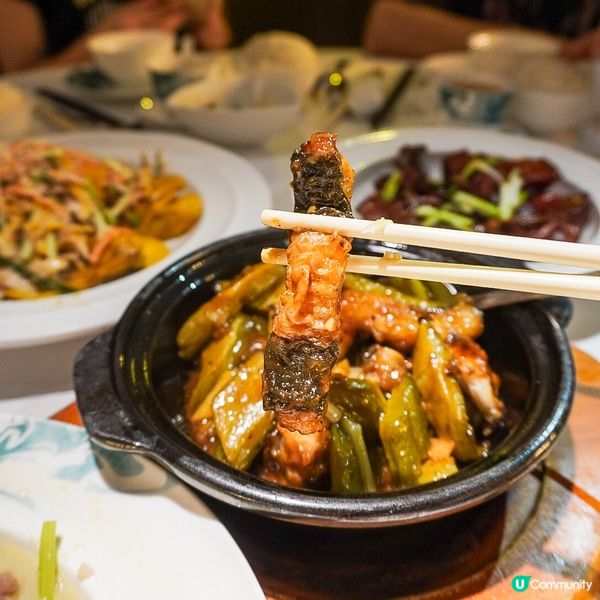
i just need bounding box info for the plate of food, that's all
[0,413,264,599]
[341,127,600,246]
[0,130,270,348]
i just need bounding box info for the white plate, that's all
[0,414,264,599]
[0,130,271,349]
[340,126,600,260]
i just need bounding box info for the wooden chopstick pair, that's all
[260,209,600,302]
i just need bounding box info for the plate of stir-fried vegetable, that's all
[0,130,270,348]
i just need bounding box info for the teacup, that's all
[439,71,514,125]
[87,30,175,87]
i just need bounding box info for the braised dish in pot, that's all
[75,133,574,526]
[180,134,504,494]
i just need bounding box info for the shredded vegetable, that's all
[0,141,202,300]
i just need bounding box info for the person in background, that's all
[224,0,373,47]
[362,0,600,58]
[0,0,231,72]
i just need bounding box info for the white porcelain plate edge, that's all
[0,130,271,349]
[0,414,265,600]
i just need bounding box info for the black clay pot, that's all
[74,229,574,527]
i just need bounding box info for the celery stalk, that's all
[498,169,525,221]
[451,190,501,219]
[380,170,403,203]
[38,520,57,600]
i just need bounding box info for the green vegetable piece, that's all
[450,190,501,219]
[0,256,74,294]
[344,273,416,305]
[418,456,458,484]
[340,416,376,492]
[412,321,482,462]
[379,374,430,487]
[189,367,236,424]
[19,237,34,261]
[189,415,228,462]
[498,169,525,221]
[459,157,502,181]
[415,206,474,231]
[177,263,283,360]
[187,314,267,414]
[380,169,404,203]
[425,281,458,307]
[246,277,285,314]
[212,352,274,471]
[328,375,386,439]
[329,421,364,493]
[407,278,429,301]
[38,520,57,600]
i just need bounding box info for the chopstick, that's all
[262,248,600,301]
[262,209,600,270]
[260,209,600,301]
[370,64,417,129]
[36,87,141,129]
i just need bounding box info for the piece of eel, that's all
[262,132,355,434]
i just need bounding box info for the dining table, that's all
[1,49,599,599]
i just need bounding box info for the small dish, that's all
[165,73,301,146]
[510,56,594,134]
[75,229,574,527]
[87,30,175,87]
[438,71,514,125]
[0,414,263,599]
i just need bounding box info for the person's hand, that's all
[91,0,190,35]
[193,0,231,49]
[561,26,600,59]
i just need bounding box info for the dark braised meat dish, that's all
[358,145,593,242]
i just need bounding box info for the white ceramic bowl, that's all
[512,88,594,134]
[166,74,301,146]
[236,31,321,96]
[438,70,514,125]
[87,30,175,86]
[467,29,560,76]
